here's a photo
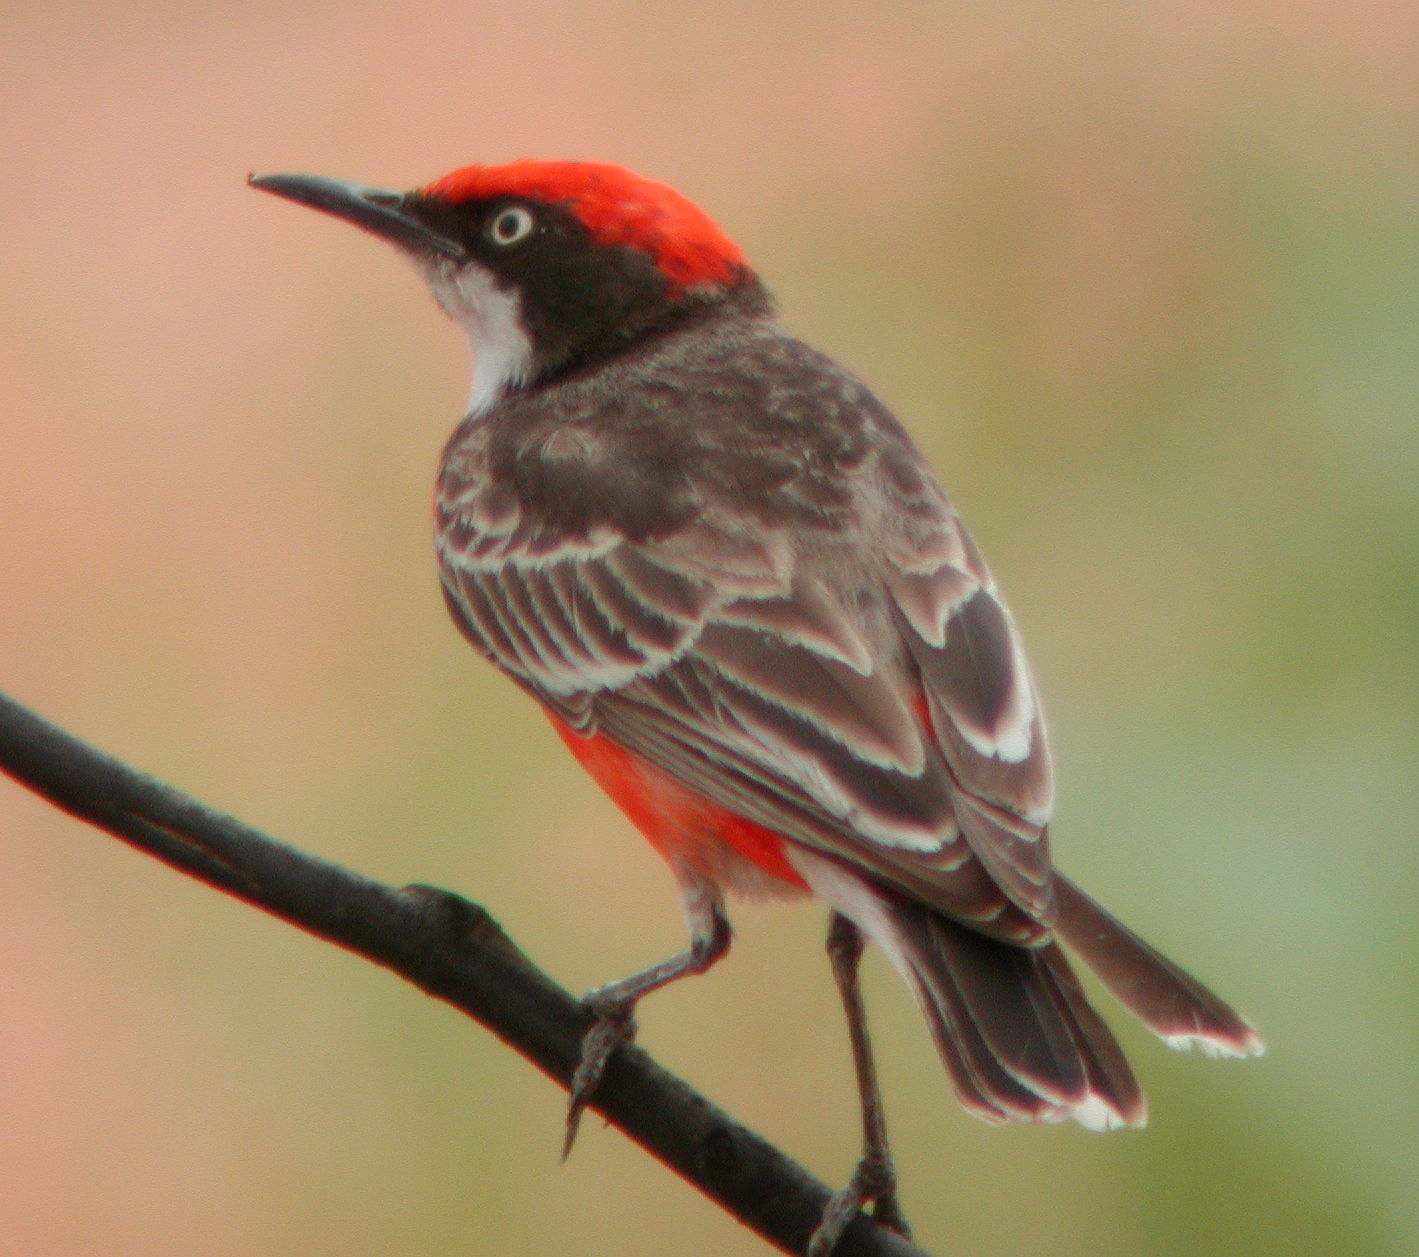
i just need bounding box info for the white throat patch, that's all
[423,260,534,416]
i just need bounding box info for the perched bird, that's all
[253,161,1262,1252]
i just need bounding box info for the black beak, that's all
[249,173,465,261]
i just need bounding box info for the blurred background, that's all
[1,3,1416,1255]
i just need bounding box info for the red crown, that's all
[422,160,747,293]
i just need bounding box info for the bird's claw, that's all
[562,997,638,1161]
[807,1154,911,1257]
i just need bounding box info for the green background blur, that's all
[2,4,1416,1255]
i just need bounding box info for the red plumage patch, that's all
[548,715,807,891]
[422,160,747,293]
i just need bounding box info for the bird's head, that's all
[251,160,768,414]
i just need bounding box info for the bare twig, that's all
[0,687,932,1257]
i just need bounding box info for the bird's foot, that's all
[562,991,638,1161]
[808,1150,911,1257]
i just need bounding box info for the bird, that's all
[252,160,1263,1253]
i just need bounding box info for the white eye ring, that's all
[487,206,535,246]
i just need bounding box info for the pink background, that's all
[2,5,1416,1255]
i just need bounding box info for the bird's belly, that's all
[549,714,811,900]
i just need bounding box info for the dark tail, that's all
[1052,874,1264,1059]
[879,895,1147,1128]
[874,878,1261,1129]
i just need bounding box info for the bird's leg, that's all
[809,911,911,1257]
[564,878,731,1159]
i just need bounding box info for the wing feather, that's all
[436,376,1059,935]
[885,516,1056,919]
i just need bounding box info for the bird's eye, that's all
[487,206,535,247]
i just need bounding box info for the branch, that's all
[0,688,931,1257]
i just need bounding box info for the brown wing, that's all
[881,494,1057,921]
[436,379,1058,938]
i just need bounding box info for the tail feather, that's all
[1053,875,1264,1059]
[879,895,1145,1130]
[788,849,1256,1132]
[1036,943,1147,1128]
[892,904,1086,1104]
[887,902,1083,1123]
[904,937,1055,1125]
